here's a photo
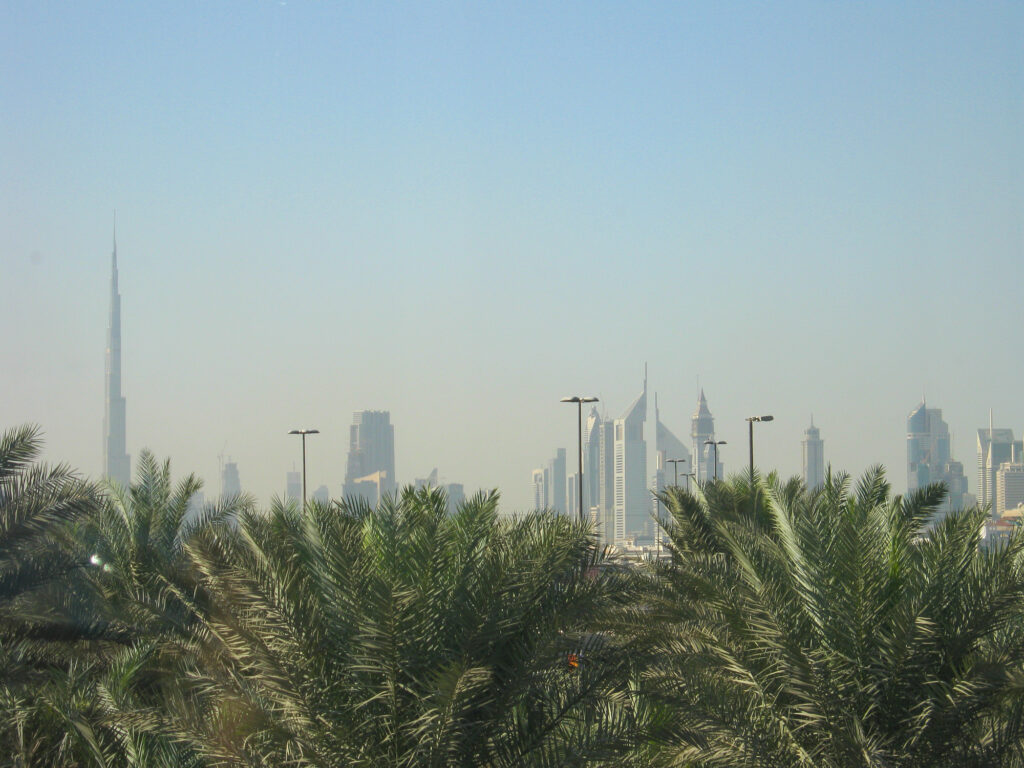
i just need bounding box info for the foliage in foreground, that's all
[631,469,1024,767]
[4,423,1024,767]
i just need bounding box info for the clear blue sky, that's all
[2,1,1022,510]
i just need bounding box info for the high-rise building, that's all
[343,410,396,505]
[313,485,330,504]
[286,470,302,506]
[614,372,648,542]
[443,483,465,515]
[103,223,130,488]
[583,407,601,512]
[548,448,567,516]
[221,461,241,500]
[530,448,567,515]
[802,417,825,490]
[906,402,972,515]
[907,401,951,493]
[531,468,547,511]
[978,414,1021,513]
[995,463,1024,517]
[597,417,616,546]
[691,390,722,482]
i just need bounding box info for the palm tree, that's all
[146,486,635,767]
[630,468,1024,767]
[82,449,250,767]
[0,424,105,765]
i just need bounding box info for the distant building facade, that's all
[343,410,396,506]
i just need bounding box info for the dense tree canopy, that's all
[3,424,1024,767]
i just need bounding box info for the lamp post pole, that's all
[667,458,686,487]
[745,415,774,478]
[704,439,727,481]
[560,396,599,523]
[288,429,320,509]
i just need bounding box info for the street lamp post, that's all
[560,396,599,523]
[745,415,774,478]
[703,439,727,481]
[667,458,687,488]
[287,429,320,509]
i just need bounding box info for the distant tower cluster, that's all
[414,467,467,515]
[802,418,825,490]
[531,448,567,516]
[978,412,1023,517]
[342,410,396,506]
[535,370,686,548]
[103,223,131,487]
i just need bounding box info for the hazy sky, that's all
[2,2,1022,511]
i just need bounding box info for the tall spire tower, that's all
[103,219,130,487]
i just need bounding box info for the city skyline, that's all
[3,3,1022,511]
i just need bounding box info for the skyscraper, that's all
[613,371,647,542]
[221,460,241,499]
[907,401,951,493]
[802,417,825,490]
[103,223,130,487]
[977,413,1021,513]
[906,401,971,515]
[597,417,616,546]
[286,470,302,506]
[548,447,567,516]
[995,463,1024,517]
[531,468,547,511]
[343,411,396,505]
[691,390,721,482]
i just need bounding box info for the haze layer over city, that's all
[2,2,1021,512]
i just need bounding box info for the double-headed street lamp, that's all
[745,415,774,477]
[667,458,687,488]
[560,396,599,523]
[703,439,727,481]
[287,428,319,509]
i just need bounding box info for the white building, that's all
[613,372,648,543]
[996,463,1024,517]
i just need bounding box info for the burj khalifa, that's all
[103,223,130,487]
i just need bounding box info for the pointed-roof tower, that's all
[103,217,130,487]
